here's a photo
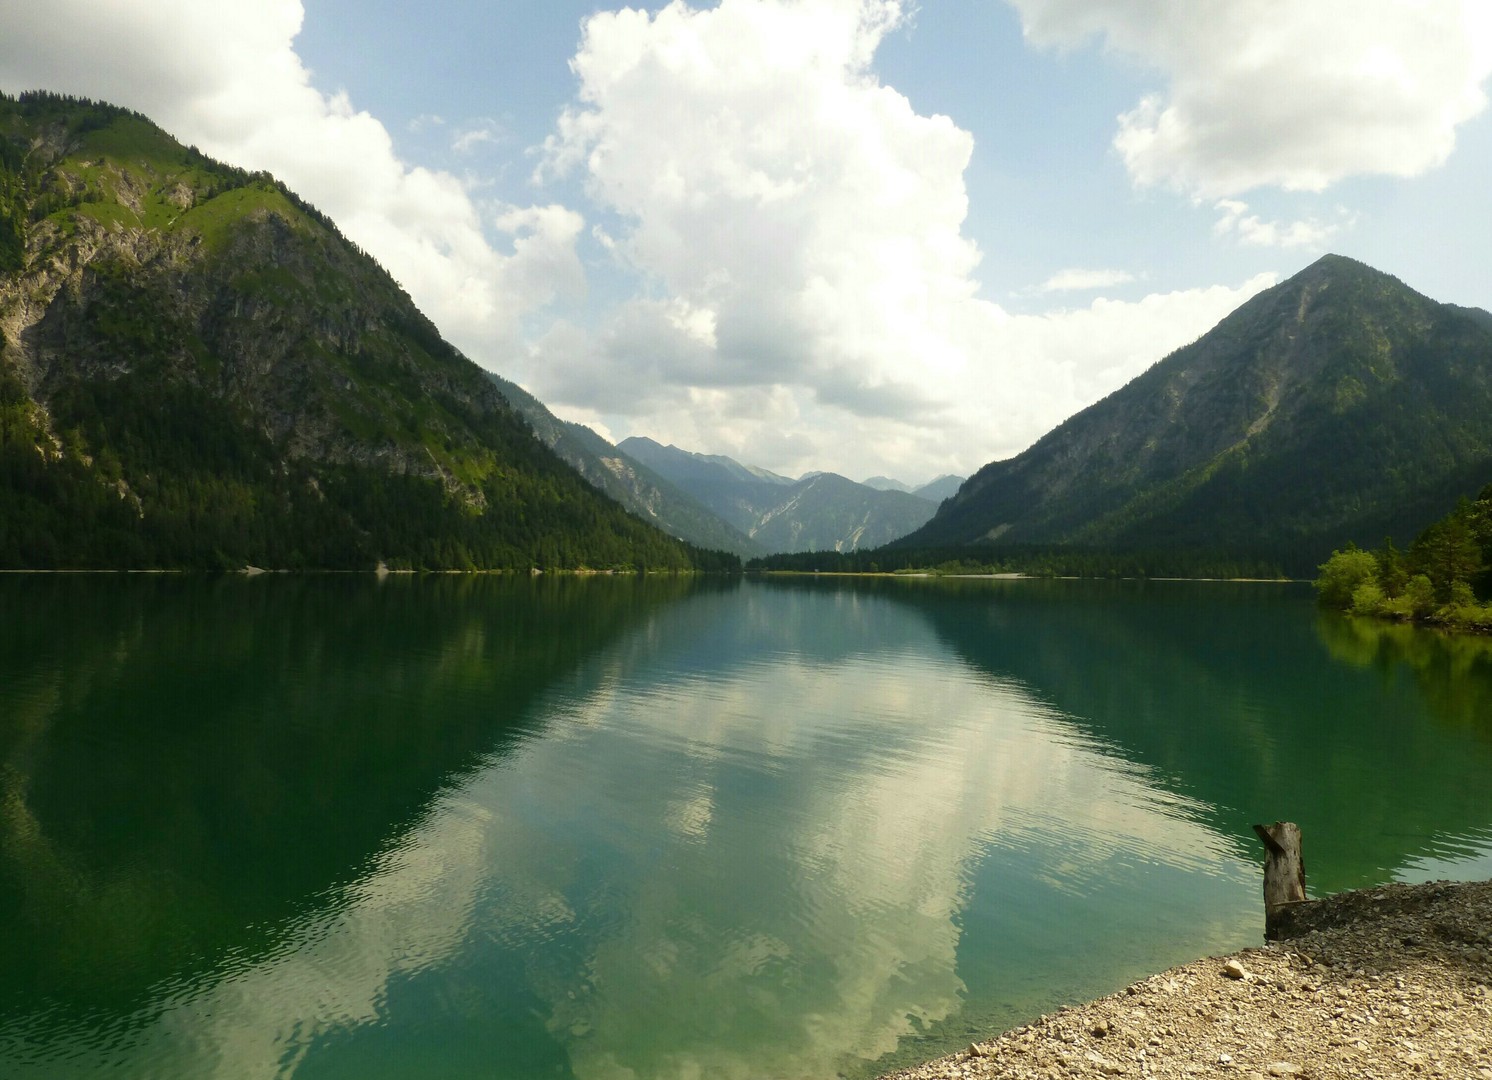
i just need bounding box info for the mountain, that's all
[912,474,964,503]
[899,255,1492,571]
[619,436,796,490]
[619,437,937,553]
[861,474,964,502]
[0,92,731,571]
[485,374,762,558]
[748,472,941,552]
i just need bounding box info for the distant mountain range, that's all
[484,380,961,557]
[618,437,946,553]
[862,474,964,502]
[485,375,764,558]
[0,93,730,571]
[899,254,1492,571]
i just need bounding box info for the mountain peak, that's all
[0,94,727,571]
[899,256,1492,570]
[1302,251,1365,272]
[1291,252,1412,291]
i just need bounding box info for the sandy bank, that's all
[881,879,1492,1079]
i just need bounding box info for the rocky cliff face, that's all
[901,255,1492,568]
[0,94,717,571]
[4,171,496,495]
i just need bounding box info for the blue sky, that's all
[4,1,1491,483]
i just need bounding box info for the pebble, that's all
[878,879,1492,1080]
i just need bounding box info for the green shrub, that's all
[1350,580,1386,616]
[1316,547,1379,609]
[1402,574,1437,619]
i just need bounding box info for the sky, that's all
[3,1,1491,485]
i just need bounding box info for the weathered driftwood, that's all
[1253,820,1307,940]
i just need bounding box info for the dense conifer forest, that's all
[0,93,737,573]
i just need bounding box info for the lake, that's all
[3,574,1491,1079]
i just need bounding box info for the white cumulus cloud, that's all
[539,0,971,412]
[451,123,501,155]
[1212,200,1353,250]
[1039,268,1138,293]
[522,0,1277,480]
[1008,0,1492,196]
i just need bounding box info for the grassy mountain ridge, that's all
[901,255,1492,572]
[0,92,732,571]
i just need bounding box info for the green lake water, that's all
[2,574,1491,1079]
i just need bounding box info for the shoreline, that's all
[750,570,1300,583]
[879,879,1492,1079]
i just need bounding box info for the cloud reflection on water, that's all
[6,582,1265,1079]
[165,644,1244,1080]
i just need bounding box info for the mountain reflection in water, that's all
[2,576,1489,1079]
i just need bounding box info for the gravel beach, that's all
[880,879,1492,1080]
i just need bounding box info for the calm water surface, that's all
[2,575,1491,1079]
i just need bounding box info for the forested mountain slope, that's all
[900,255,1492,571]
[0,93,731,571]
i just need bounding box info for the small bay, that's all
[2,575,1490,1079]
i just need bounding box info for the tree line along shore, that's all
[1315,484,1492,632]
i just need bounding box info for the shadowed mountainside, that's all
[0,92,730,571]
[900,255,1492,573]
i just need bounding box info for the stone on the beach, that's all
[876,880,1492,1080]
[1085,1050,1123,1074]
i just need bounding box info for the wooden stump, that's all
[1253,821,1306,940]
